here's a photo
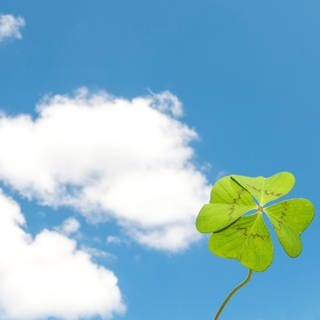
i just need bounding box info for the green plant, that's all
[196,172,315,319]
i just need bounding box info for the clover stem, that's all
[214,269,253,320]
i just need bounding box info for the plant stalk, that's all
[214,269,253,320]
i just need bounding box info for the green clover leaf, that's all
[196,172,315,272]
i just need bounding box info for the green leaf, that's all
[265,199,315,257]
[195,171,315,272]
[196,176,256,233]
[232,172,295,205]
[209,213,273,271]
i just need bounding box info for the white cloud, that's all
[0,88,210,251]
[0,14,25,42]
[0,191,124,320]
[131,223,199,252]
[56,217,81,235]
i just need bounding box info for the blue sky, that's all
[0,0,319,319]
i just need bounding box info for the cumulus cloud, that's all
[0,88,210,251]
[0,14,25,42]
[0,191,124,320]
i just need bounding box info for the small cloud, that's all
[81,246,117,262]
[0,14,25,42]
[147,90,184,117]
[55,217,80,236]
[106,235,122,245]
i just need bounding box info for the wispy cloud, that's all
[0,88,210,252]
[55,217,81,236]
[0,14,25,42]
[106,235,123,245]
[81,246,117,262]
[0,191,124,320]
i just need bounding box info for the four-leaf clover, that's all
[196,172,315,271]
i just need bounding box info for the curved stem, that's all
[214,269,253,320]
